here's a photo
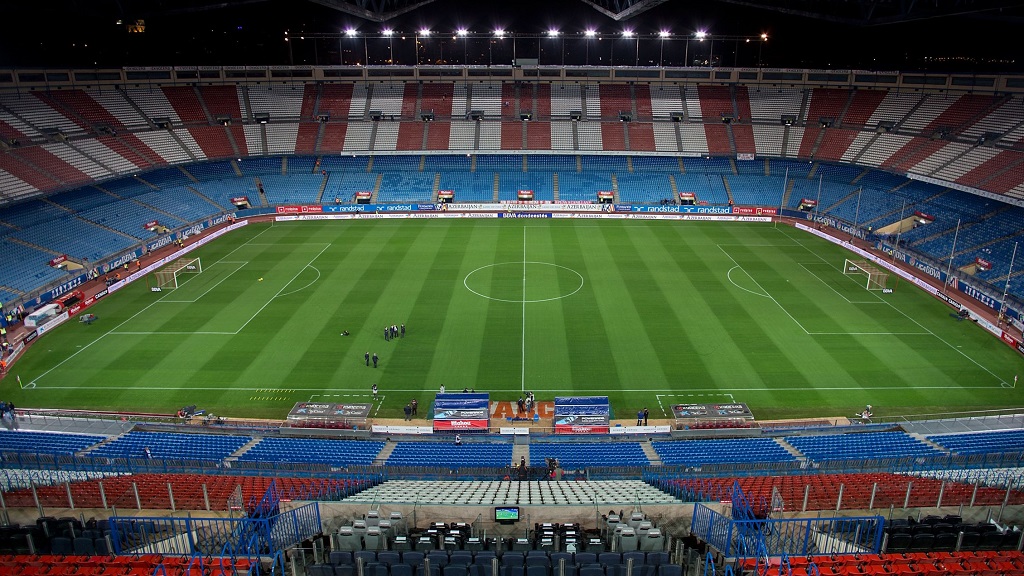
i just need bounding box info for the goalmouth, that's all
[152,257,202,290]
[844,258,889,291]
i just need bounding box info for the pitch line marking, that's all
[726,266,771,299]
[277,265,321,298]
[232,244,332,334]
[798,262,881,304]
[24,224,275,388]
[522,226,527,393]
[160,262,248,303]
[777,227,1011,387]
[463,262,584,303]
[718,244,812,334]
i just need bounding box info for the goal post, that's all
[153,257,202,290]
[843,258,888,291]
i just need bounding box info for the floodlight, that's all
[584,29,597,37]
[456,28,468,37]
[658,30,670,38]
[761,33,769,40]
[382,28,394,36]
[344,28,357,37]
[494,29,505,38]
[419,28,431,36]
[695,30,707,40]
[622,29,634,38]
[548,29,560,37]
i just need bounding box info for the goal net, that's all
[844,258,888,291]
[153,257,202,290]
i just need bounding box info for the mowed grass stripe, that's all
[476,224,528,391]
[557,224,621,397]
[522,224,574,394]
[574,226,671,396]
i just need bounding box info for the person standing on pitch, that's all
[400,323,406,338]
[372,353,379,368]
[384,326,389,341]
[643,407,649,426]
[372,383,379,401]
[365,351,370,366]
[637,410,644,426]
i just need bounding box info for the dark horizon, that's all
[0,0,1021,73]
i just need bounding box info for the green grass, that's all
[8,219,1023,420]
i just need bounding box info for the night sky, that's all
[0,0,1021,72]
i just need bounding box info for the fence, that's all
[690,502,884,559]
[109,501,321,557]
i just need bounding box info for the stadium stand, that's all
[784,431,945,462]
[652,438,796,466]
[385,441,513,467]
[237,437,385,466]
[89,432,252,461]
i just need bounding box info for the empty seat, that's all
[330,552,353,565]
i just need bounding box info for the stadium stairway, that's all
[224,436,264,463]
[376,440,398,464]
[640,441,662,465]
[512,444,529,467]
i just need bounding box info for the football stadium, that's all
[1,0,1024,574]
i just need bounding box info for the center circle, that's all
[464,261,584,303]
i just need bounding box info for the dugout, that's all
[25,303,60,328]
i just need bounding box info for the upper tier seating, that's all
[785,431,945,462]
[237,437,385,466]
[0,430,104,456]
[385,442,514,467]
[652,438,796,466]
[89,432,251,461]
[927,429,1024,456]
[529,442,649,468]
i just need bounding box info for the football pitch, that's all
[8,219,1023,421]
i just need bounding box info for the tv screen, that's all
[494,506,520,522]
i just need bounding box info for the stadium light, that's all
[419,28,431,37]
[547,28,560,37]
[493,29,505,38]
[344,28,357,37]
[622,29,634,38]
[456,28,468,37]
[695,30,708,40]
[381,28,394,36]
[658,30,670,38]
[761,33,769,41]
[584,29,597,37]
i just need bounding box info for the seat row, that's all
[309,562,683,576]
[0,554,254,576]
[328,552,672,567]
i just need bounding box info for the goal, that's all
[153,257,202,290]
[844,258,888,291]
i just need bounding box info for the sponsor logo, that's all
[384,205,414,212]
[209,213,232,226]
[1018,342,1024,355]
[882,288,894,294]
[732,206,779,216]
[23,330,38,344]
[1001,333,1016,346]
[48,276,85,300]
[151,287,163,292]
[148,235,174,251]
[94,289,108,300]
[49,255,68,266]
[501,213,551,218]
[143,220,159,229]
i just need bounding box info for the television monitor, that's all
[494,506,520,523]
